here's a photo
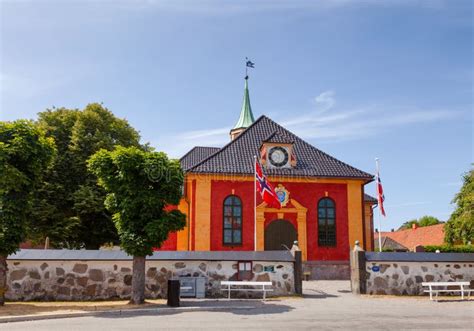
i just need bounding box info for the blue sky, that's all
[1,0,472,231]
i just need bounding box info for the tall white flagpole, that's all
[254,155,257,251]
[376,157,383,252]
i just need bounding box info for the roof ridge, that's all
[180,146,220,162]
[263,130,294,143]
[187,115,267,172]
[396,223,445,233]
[179,146,199,162]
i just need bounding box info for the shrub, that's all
[423,245,474,253]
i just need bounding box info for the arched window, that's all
[318,198,336,246]
[223,195,242,245]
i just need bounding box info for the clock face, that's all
[269,146,289,167]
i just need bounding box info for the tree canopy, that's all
[88,146,186,256]
[398,215,441,230]
[444,167,473,245]
[30,103,142,248]
[88,146,186,303]
[0,120,55,305]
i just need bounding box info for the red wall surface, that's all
[153,205,179,251]
[210,180,256,251]
[209,179,350,261]
[153,232,177,251]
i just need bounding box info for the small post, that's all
[293,250,303,295]
[350,240,367,295]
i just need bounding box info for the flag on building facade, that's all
[375,168,386,217]
[255,160,281,209]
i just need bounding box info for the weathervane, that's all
[245,57,255,79]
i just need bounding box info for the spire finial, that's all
[245,57,255,79]
[230,60,256,135]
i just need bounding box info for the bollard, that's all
[167,279,180,307]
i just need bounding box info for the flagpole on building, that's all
[254,155,257,252]
[376,158,383,252]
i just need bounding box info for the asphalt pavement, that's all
[1,281,472,330]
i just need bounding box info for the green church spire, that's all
[233,76,255,130]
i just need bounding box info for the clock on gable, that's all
[261,144,295,169]
[268,146,290,168]
[260,132,297,169]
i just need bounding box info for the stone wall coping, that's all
[8,249,295,262]
[365,252,474,262]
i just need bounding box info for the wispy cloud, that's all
[178,127,230,140]
[155,126,230,158]
[313,90,336,112]
[158,90,465,157]
[385,201,432,208]
[282,98,463,142]
[112,0,450,14]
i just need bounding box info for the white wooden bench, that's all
[180,286,193,298]
[422,282,473,301]
[221,281,273,300]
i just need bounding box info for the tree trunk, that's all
[130,255,146,304]
[0,255,7,306]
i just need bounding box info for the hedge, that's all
[423,245,474,253]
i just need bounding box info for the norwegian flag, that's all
[375,169,386,217]
[255,160,281,209]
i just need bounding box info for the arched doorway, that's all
[264,220,297,251]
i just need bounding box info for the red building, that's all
[162,76,377,279]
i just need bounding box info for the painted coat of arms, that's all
[274,184,290,207]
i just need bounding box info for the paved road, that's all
[1,281,473,330]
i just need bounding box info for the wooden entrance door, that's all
[264,220,297,251]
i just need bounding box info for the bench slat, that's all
[221,281,272,286]
[424,289,465,293]
[422,282,469,286]
[222,289,274,292]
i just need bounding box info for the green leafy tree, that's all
[398,216,441,230]
[88,146,186,304]
[0,120,55,305]
[445,167,474,245]
[30,104,142,248]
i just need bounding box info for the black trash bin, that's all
[167,279,180,307]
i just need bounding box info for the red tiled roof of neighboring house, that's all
[377,223,445,250]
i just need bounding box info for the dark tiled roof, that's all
[263,131,294,144]
[364,194,378,204]
[180,146,220,171]
[188,115,373,179]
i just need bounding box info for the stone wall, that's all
[6,251,296,301]
[366,261,474,295]
[350,249,474,296]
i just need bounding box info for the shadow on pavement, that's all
[430,299,473,303]
[303,289,338,299]
[90,300,294,319]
